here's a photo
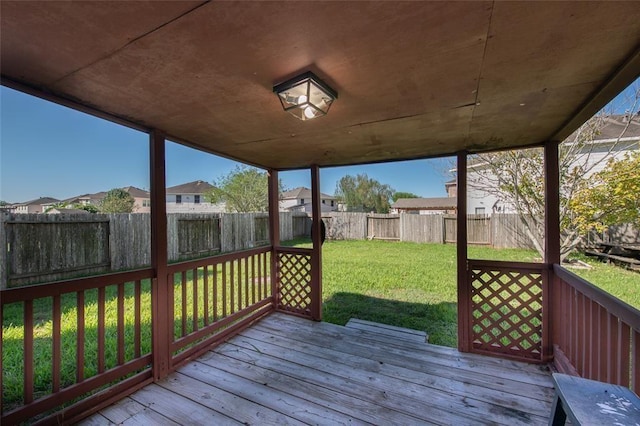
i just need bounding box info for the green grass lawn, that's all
[285,238,639,347]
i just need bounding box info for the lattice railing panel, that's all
[469,261,545,361]
[277,251,312,318]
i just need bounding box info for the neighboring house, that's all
[45,187,151,213]
[452,114,640,215]
[280,187,337,213]
[391,197,457,215]
[13,197,60,214]
[445,179,457,198]
[122,186,151,213]
[166,180,225,213]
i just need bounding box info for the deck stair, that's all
[345,318,429,344]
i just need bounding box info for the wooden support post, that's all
[456,152,470,352]
[545,141,561,265]
[310,165,323,321]
[268,169,280,309]
[150,130,170,380]
[545,141,561,360]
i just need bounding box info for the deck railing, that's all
[167,246,273,367]
[552,264,640,390]
[0,269,154,425]
[466,259,550,362]
[275,247,314,319]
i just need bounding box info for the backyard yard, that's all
[284,238,640,347]
[2,239,638,412]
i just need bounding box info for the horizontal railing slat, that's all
[166,246,270,274]
[3,355,152,425]
[1,268,153,304]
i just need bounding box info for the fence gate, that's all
[367,214,400,240]
[444,214,491,245]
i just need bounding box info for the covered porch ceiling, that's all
[2,1,639,170]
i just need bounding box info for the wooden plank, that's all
[268,313,552,381]
[98,397,148,424]
[178,361,370,426]
[207,350,436,425]
[345,318,428,343]
[208,341,477,425]
[244,324,556,408]
[76,413,113,426]
[128,383,240,425]
[255,321,554,399]
[158,372,306,426]
[225,330,551,424]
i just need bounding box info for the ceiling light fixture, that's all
[273,71,338,121]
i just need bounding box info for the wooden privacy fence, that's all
[322,212,536,248]
[0,212,309,288]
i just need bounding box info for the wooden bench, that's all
[549,373,640,425]
[584,250,640,270]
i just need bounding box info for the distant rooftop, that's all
[166,180,214,194]
[281,187,335,200]
[16,196,60,206]
[392,197,457,210]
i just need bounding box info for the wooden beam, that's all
[150,130,170,380]
[310,165,323,321]
[544,142,561,265]
[551,46,640,143]
[545,141,561,360]
[456,152,470,352]
[268,170,280,308]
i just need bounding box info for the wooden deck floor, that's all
[82,313,555,425]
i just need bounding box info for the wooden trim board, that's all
[345,318,429,343]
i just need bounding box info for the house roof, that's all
[281,187,335,200]
[590,114,640,140]
[2,3,639,170]
[166,180,214,194]
[16,197,59,206]
[392,197,457,210]
[122,186,150,198]
[65,192,107,203]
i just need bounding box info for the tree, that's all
[75,203,100,213]
[392,191,420,202]
[335,173,395,213]
[467,82,639,260]
[571,151,640,234]
[468,115,638,260]
[100,188,135,213]
[44,201,70,213]
[206,165,281,212]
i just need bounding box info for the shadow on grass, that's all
[323,292,458,348]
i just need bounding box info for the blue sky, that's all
[0,86,451,203]
[1,79,637,204]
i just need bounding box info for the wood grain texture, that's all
[87,313,555,425]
